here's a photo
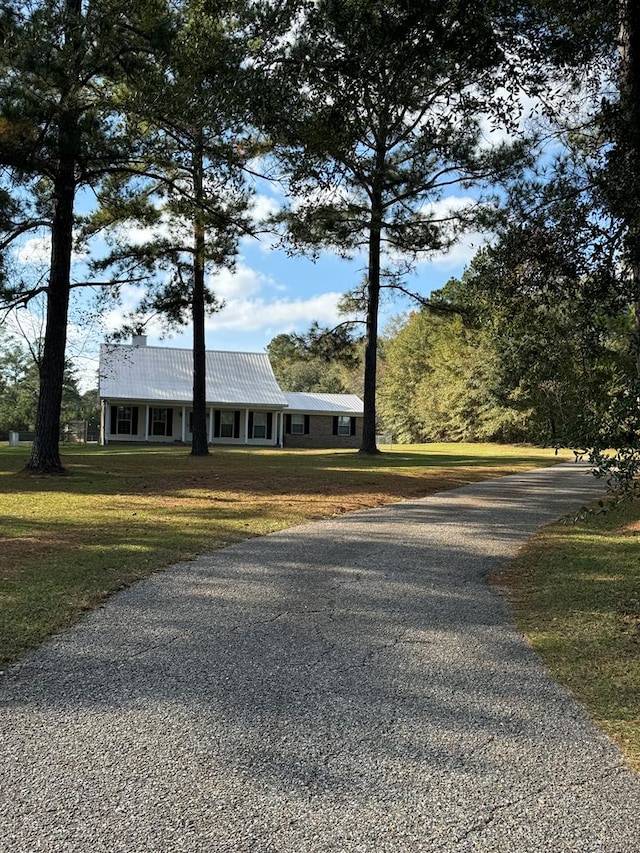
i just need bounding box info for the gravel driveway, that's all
[1,462,639,852]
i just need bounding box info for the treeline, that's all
[0,330,97,436]
[1,0,639,492]
[268,245,636,450]
[377,256,633,447]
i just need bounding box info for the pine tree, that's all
[87,0,253,456]
[0,0,169,472]
[259,0,540,453]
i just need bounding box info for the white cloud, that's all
[423,194,478,220]
[207,262,268,301]
[15,235,51,264]
[99,284,152,333]
[428,231,489,269]
[417,194,492,269]
[97,261,344,344]
[14,229,89,266]
[250,192,281,223]
[206,291,345,334]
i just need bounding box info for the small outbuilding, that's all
[98,338,364,449]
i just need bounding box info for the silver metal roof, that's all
[283,392,364,415]
[99,344,287,407]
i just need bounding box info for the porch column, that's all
[208,407,214,443]
[181,406,186,443]
[144,404,149,441]
[244,409,250,444]
[278,411,284,448]
[101,400,108,445]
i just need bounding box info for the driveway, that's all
[1,462,639,852]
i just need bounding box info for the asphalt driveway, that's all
[1,462,639,852]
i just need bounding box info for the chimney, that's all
[132,335,148,347]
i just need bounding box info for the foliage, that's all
[378,306,523,444]
[88,0,253,332]
[84,0,255,456]
[378,254,633,448]
[452,253,630,446]
[267,322,362,393]
[0,328,94,434]
[0,0,169,472]
[260,0,540,453]
[480,1,640,500]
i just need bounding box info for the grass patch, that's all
[0,441,566,668]
[492,501,640,770]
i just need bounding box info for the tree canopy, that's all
[267,323,362,394]
[84,0,254,456]
[260,0,548,451]
[377,258,630,447]
[0,0,169,472]
[1,0,639,495]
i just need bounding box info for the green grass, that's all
[493,501,640,770]
[5,441,638,770]
[0,441,565,668]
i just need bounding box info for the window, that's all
[110,406,139,436]
[151,408,168,436]
[220,410,234,438]
[291,414,305,435]
[252,411,267,439]
[116,406,133,435]
[149,408,173,436]
[249,411,273,440]
[337,415,351,436]
[285,413,309,435]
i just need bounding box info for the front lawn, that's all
[493,500,640,770]
[0,441,564,666]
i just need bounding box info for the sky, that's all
[3,85,553,393]
[10,185,484,392]
[94,172,485,356]
[109,221,480,350]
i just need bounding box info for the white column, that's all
[144,404,149,441]
[102,401,108,445]
[181,406,186,443]
[244,409,250,444]
[208,407,214,443]
[278,411,284,447]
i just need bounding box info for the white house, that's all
[98,337,364,449]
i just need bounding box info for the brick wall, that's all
[283,415,362,449]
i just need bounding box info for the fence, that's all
[375,433,394,446]
[2,422,98,445]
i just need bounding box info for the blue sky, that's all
[92,178,483,353]
[11,211,481,392]
[9,170,487,391]
[151,231,476,352]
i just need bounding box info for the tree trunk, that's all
[191,139,210,457]
[619,0,640,379]
[359,190,383,455]
[24,145,76,475]
[24,0,82,475]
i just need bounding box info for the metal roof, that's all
[99,344,287,407]
[283,392,364,415]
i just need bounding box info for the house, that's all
[282,392,364,449]
[98,337,364,449]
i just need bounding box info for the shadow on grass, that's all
[2,468,635,853]
[0,443,566,503]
